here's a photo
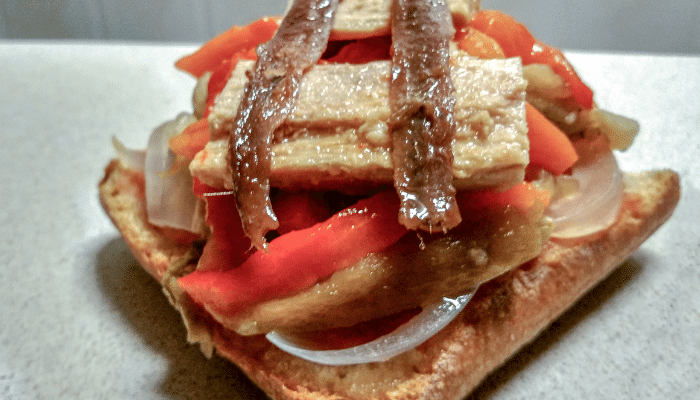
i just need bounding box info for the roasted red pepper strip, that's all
[174,18,278,78]
[457,181,551,215]
[193,179,251,272]
[169,118,211,160]
[525,102,579,175]
[178,190,407,317]
[273,192,331,235]
[470,10,594,109]
[325,35,392,64]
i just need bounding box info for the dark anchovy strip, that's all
[228,0,339,251]
[389,0,461,232]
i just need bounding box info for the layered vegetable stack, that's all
[114,0,639,363]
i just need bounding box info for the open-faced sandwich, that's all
[99,0,680,398]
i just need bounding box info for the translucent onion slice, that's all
[192,71,211,119]
[546,148,624,239]
[145,113,200,232]
[112,136,145,172]
[266,289,477,365]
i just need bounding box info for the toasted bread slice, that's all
[99,159,679,400]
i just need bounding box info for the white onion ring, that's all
[145,113,200,232]
[266,289,477,365]
[546,148,624,239]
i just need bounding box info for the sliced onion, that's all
[112,136,146,172]
[546,148,624,239]
[192,71,211,119]
[266,289,477,365]
[595,108,639,151]
[145,113,200,232]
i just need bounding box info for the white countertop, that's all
[0,42,698,400]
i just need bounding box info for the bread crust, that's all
[99,159,679,400]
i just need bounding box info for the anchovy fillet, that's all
[389,0,461,232]
[228,0,338,250]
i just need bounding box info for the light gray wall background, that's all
[0,0,698,54]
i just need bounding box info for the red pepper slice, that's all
[525,102,579,175]
[470,10,594,109]
[175,17,278,78]
[324,35,392,64]
[169,118,210,159]
[527,43,594,110]
[193,179,251,272]
[169,50,259,160]
[457,181,551,215]
[273,192,331,235]
[178,190,407,317]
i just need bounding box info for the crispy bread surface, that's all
[99,159,679,400]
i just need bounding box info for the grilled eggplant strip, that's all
[228,0,339,250]
[389,0,461,232]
